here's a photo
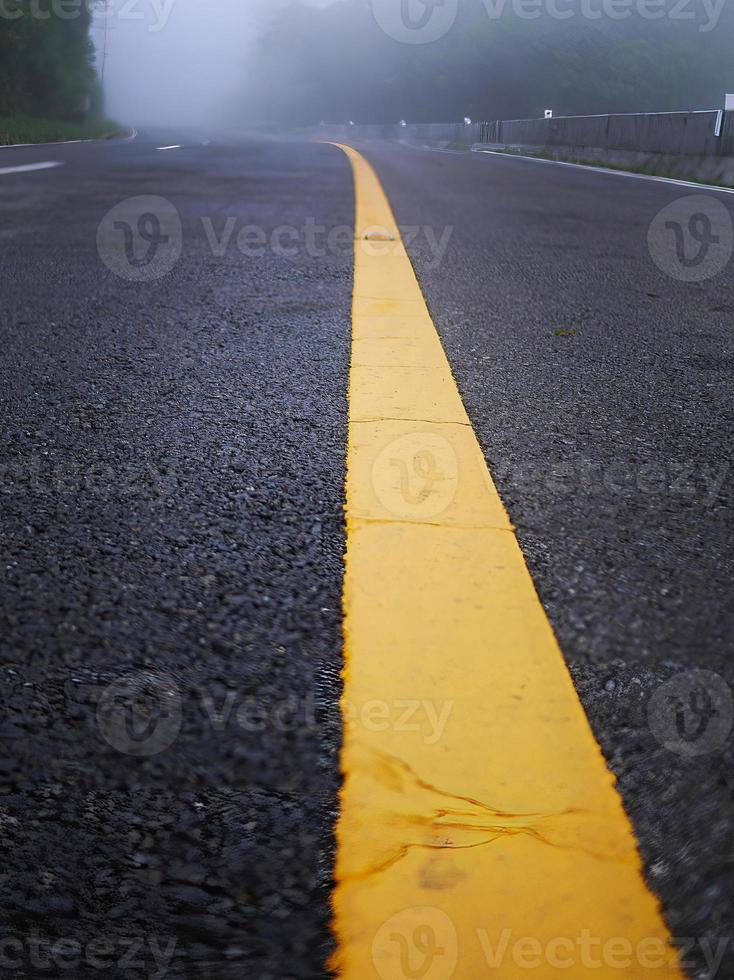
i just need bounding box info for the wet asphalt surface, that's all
[0,134,352,978]
[357,141,734,979]
[0,133,732,978]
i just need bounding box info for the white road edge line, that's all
[0,126,137,149]
[0,139,93,149]
[157,145,181,151]
[0,161,64,176]
[475,148,734,195]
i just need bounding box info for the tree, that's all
[241,0,734,124]
[0,0,97,119]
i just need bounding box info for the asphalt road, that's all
[0,132,732,978]
[1,132,353,979]
[357,140,734,979]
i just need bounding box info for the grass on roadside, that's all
[0,115,127,147]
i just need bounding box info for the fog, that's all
[92,0,267,127]
[91,0,734,128]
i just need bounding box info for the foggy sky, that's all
[91,0,733,128]
[92,0,265,126]
[92,0,342,127]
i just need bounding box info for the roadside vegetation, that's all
[0,114,123,146]
[0,1,116,145]
[245,0,734,125]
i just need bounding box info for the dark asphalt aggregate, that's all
[357,140,734,980]
[0,132,732,979]
[0,135,353,978]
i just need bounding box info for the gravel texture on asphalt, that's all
[356,140,734,980]
[0,136,353,979]
[2,132,733,980]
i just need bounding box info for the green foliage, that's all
[0,0,98,120]
[0,113,120,145]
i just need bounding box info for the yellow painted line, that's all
[330,142,684,980]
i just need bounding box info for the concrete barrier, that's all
[313,112,734,184]
[479,111,734,184]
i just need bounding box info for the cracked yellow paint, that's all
[331,143,683,980]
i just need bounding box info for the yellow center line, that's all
[329,142,683,980]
